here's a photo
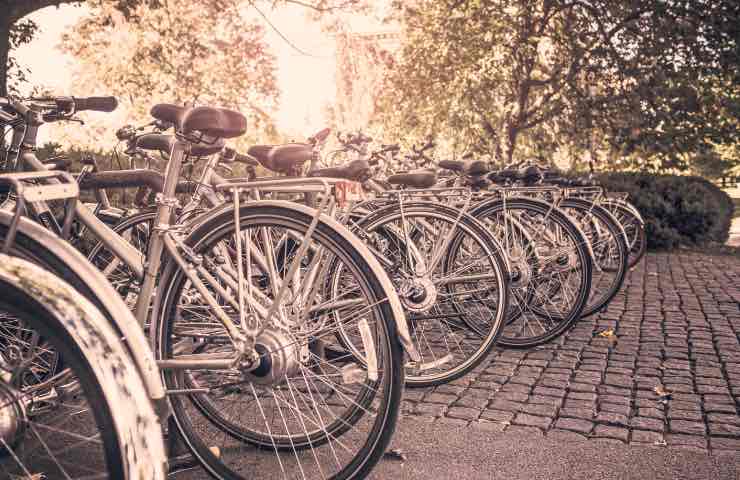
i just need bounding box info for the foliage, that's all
[0,1,157,96]
[375,0,740,170]
[598,172,734,249]
[57,0,279,148]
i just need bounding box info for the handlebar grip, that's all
[73,96,118,113]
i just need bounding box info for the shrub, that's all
[597,173,734,250]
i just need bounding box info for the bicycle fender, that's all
[0,211,168,416]
[151,200,421,363]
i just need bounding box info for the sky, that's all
[14,3,354,138]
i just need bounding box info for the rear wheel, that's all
[473,197,592,348]
[353,202,509,387]
[602,201,646,268]
[559,199,628,317]
[156,203,404,480]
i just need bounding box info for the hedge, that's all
[597,173,734,250]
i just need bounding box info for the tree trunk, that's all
[505,125,519,166]
[0,18,11,97]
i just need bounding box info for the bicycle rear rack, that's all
[0,170,79,253]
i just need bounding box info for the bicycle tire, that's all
[155,202,404,480]
[559,198,628,317]
[0,255,166,479]
[601,200,646,268]
[353,201,509,387]
[472,197,593,347]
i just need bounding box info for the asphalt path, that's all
[170,416,739,479]
[369,418,740,480]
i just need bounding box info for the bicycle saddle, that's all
[308,128,331,144]
[308,159,371,182]
[247,144,313,175]
[135,133,224,157]
[387,169,438,189]
[150,104,247,139]
[438,160,489,176]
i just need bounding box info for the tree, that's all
[376,0,740,168]
[0,1,157,96]
[59,0,280,146]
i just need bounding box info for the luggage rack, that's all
[0,170,79,253]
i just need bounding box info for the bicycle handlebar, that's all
[72,96,118,113]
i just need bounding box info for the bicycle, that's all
[1,96,419,480]
[0,170,167,478]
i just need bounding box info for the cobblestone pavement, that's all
[401,252,740,454]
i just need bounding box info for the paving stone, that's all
[493,391,530,403]
[637,407,665,418]
[710,437,740,450]
[554,418,594,434]
[669,420,707,435]
[560,407,595,419]
[630,417,665,432]
[599,403,631,416]
[415,403,446,417]
[708,423,740,436]
[667,409,704,422]
[488,399,525,412]
[513,413,552,430]
[479,409,514,423]
[566,391,597,402]
[706,413,740,425]
[595,412,629,426]
[424,393,458,405]
[666,434,708,450]
[529,395,563,406]
[521,403,558,417]
[446,406,481,421]
[592,425,629,442]
[533,386,566,397]
[407,253,740,452]
[434,385,466,396]
[631,430,665,444]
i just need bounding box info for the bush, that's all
[597,173,734,250]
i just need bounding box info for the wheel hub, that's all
[509,259,532,289]
[242,329,301,386]
[399,277,437,313]
[0,382,26,452]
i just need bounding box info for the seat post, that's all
[132,138,188,326]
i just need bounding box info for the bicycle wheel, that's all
[155,202,404,480]
[559,198,628,317]
[352,202,509,387]
[472,197,592,347]
[87,210,155,308]
[601,200,646,268]
[0,255,166,479]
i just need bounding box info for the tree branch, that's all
[8,0,81,24]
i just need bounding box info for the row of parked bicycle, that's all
[0,96,646,479]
